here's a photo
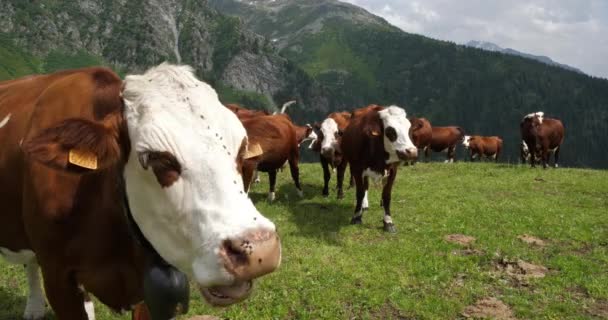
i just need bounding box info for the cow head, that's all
[122,64,281,306]
[377,106,418,163]
[523,111,545,137]
[318,117,343,166]
[462,135,472,149]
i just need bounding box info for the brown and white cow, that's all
[240,113,304,201]
[408,117,432,163]
[427,126,465,163]
[342,105,418,233]
[462,135,503,162]
[225,103,270,119]
[0,64,281,320]
[520,111,565,168]
[312,111,352,198]
[520,140,541,164]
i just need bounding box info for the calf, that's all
[342,105,418,233]
[520,111,565,168]
[427,126,465,162]
[408,117,432,163]
[312,111,352,198]
[240,114,303,201]
[462,135,503,161]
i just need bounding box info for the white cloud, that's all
[341,0,608,78]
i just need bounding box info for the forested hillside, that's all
[211,0,608,168]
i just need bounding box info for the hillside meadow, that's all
[1,162,607,319]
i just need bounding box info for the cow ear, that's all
[22,118,121,173]
[138,151,182,188]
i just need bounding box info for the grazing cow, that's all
[408,117,432,163]
[462,135,503,162]
[240,114,304,201]
[0,64,281,320]
[342,105,418,233]
[312,111,352,198]
[427,126,465,163]
[520,111,565,168]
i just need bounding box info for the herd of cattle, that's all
[0,64,565,320]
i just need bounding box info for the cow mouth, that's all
[199,281,253,307]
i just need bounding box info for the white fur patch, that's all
[320,118,339,152]
[383,215,393,224]
[122,63,277,288]
[23,261,46,320]
[524,111,544,123]
[378,106,417,164]
[462,135,471,148]
[84,300,95,320]
[0,113,11,128]
[363,168,386,186]
[362,191,369,210]
[268,191,276,202]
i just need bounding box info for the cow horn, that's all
[244,143,263,159]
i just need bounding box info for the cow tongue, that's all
[199,281,252,307]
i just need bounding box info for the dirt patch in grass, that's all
[517,234,546,247]
[587,300,608,318]
[369,302,414,320]
[445,234,476,246]
[462,297,516,319]
[493,257,550,285]
[451,248,485,256]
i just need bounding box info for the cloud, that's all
[341,0,608,78]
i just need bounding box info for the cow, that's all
[0,64,281,320]
[520,111,565,168]
[426,126,465,163]
[408,117,432,164]
[225,103,270,119]
[312,111,352,198]
[462,135,503,162]
[295,124,317,148]
[240,113,304,201]
[341,105,418,233]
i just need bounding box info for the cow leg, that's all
[336,161,347,199]
[350,170,365,225]
[288,154,303,197]
[253,170,260,184]
[40,266,89,320]
[241,159,257,193]
[83,291,96,320]
[553,147,560,168]
[448,146,456,163]
[529,144,537,168]
[382,167,398,233]
[268,170,277,201]
[321,155,331,197]
[23,261,46,320]
[541,146,549,169]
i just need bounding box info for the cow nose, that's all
[397,148,418,160]
[320,147,333,159]
[220,229,281,281]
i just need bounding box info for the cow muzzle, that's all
[397,148,418,160]
[320,147,334,160]
[200,229,281,306]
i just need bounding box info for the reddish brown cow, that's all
[240,114,304,201]
[408,117,432,163]
[427,126,465,163]
[520,112,565,168]
[462,135,503,162]
[0,66,281,320]
[342,105,418,233]
[225,103,270,119]
[312,111,352,198]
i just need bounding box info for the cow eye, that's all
[385,126,397,142]
[335,130,343,138]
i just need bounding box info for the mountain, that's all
[210,0,608,168]
[0,0,331,117]
[466,41,584,74]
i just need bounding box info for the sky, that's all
[341,0,608,79]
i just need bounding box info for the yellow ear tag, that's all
[371,130,381,137]
[68,149,98,170]
[244,143,263,159]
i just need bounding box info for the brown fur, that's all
[240,114,303,197]
[466,136,503,162]
[427,126,465,162]
[520,115,564,168]
[225,104,269,119]
[0,68,148,319]
[408,117,432,162]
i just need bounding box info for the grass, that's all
[1,162,607,319]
